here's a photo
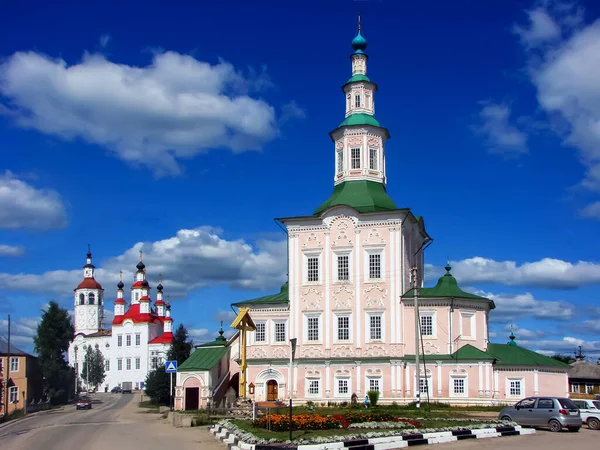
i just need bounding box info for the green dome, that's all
[352,31,367,51]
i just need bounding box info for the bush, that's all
[367,390,380,407]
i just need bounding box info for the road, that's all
[0,393,224,450]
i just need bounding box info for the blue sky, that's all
[0,0,599,360]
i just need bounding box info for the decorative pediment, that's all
[302,287,323,310]
[347,136,362,147]
[366,367,383,377]
[333,285,353,310]
[332,345,354,358]
[451,368,468,375]
[367,137,379,148]
[301,347,324,358]
[364,284,386,308]
[250,347,267,359]
[423,342,440,355]
[273,347,288,359]
[302,233,323,249]
[365,345,387,357]
[363,228,385,246]
[306,368,322,378]
[335,368,351,377]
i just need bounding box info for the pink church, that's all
[176,18,570,409]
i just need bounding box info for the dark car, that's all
[76,396,92,410]
[111,386,122,393]
[498,396,581,432]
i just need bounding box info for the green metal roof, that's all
[232,282,289,307]
[314,180,397,215]
[453,344,494,360]
[486,343,570,367]
[347,74,371,83]
[177,346,228,372]
[338,113,381,128]
[403,264,494,308]
[195,327,228,348]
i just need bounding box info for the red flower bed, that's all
[252,412,423,431]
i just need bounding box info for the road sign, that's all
[165,360,177,373]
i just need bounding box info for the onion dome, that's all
[141,279,149,288]
[136,260,145,271]
[157,282,163,291]
[117,280,124,290]
[351,14,367,52]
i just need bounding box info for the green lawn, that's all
[138,401,160,412]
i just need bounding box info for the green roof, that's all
[403,264,494,307]
[178,346,229,372]
[453,344,494,360]
[232,282,289,307]
[486,343,570,367]
[314,180,398,215]
[338,113,381,128]
[347,74,371,84]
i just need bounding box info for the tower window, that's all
[369,148,378,170]
[307,257,319,282]
[88,293,95,305]
[355,94,361,108]
[369,254,381,279]
[365,94,371,109]
[337,255,349,281]
[337,150,344,174]
[351,148,361,169]
[79,294,85,305]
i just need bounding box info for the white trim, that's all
[459,311,476,341]
[365,311,385,343]
[449,373,469,398]
[272,320,287,343]
[334,312,352,343]
[306,378,321,397]
[419,311,437,339]
[9,386,18,403]
[303,252,322,285]
[9,356,19,372]
[363,248,385,282]
[506,377,525,398]
[365,375,383,394]
[254,321,267,344]
[303,312,322,344]
[334,251,352,282]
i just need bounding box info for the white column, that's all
[390,227,396,343]
[355,229,361,348]
[405,364,411,396]
[289,234,295,341]
[398,363,403,399]
[356,362,361,396]
[400,233,406,345]
[485,363,490,397]
[391,363,396,396]
[494,370,499,398]
[325,232,331,349]
[325,363,331,398]
[437,362,442,397]
[534,369,539,395]
[478,362,483,397]
[293,364,298,399]
[395,226,402,344]
[294,236,300,347]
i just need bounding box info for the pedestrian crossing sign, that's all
[165,361,177,373]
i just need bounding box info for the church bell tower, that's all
[73,245,104,334]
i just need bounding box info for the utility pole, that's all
[412,267,420,410]
[288,338,297,442]
[4,314,10,416]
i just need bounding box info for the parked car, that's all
[498,397,582,432]
[76,396,93,410]
[572,399,600,430]
[111,386,122,393]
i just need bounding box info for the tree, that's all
[145,324,193,405]
[33,301,75,404]
[80,343,105,389]
[551,354,575,364]
[167,324,193,365]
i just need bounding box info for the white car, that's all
[572,399,600,430]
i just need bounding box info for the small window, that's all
[105,360,110,372]
[9,386,18,403]
[369,254,381,279]
[453,378,465,394]
[88,293,95,305]
[255,323,266,342]
[338,379,349,395]
[79,294,85,305]
[274,322,286,342]
[135,358,141,370]
[369,315,382,340]
[135,334,141,346]
[421,315,433,336]
[337,316,350,341]
[510,380,522,396]
[126,358,131,370]
[369,378,380,392]
[135,292,140,302]
[126,335,132,347]
[117,359,123,371]
[308,380,320,395]
[307,317,320,341]
[536,398,554,409]
[337,255,349,281]
[351,148,361,169]
[307,257,319,282]
[10,357,19,372]
[337,150,344,174]
[355,94,361,108]
[117,335,123,347]
[369,148,378,170]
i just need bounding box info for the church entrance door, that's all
[266,380,278,401]
[185,387,199,410]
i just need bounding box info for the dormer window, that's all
[351,148,361,169]
[355,94,361,108]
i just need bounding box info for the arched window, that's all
[79,294,85,305]
[135,292,140,302]
[89,293,95,305]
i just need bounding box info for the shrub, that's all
[367,390,380,407]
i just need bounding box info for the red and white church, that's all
[68,248,174,392]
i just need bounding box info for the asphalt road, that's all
[0,393,224,450]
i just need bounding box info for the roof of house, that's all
[402,264,495,308]
[568,360,600,379]
[0,337,29,356]
[232,282,289,307]
[178,328,229,372]
[485,343,570,367]
[75,277,104,291]
[313,180,399,215]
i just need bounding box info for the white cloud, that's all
[0,244,25,257]
[212,310,237,324]
[0,171,68,229]
[280,101,306,123]
[519,336,600,359]
[513,7,562,47]
[0,316,39,349]
[580,201,600,220]
[426,256,600,289]
[475,103,528,156]
[99,34,111,48]
[0,50,285,177]
[479,290,575,322]
[0,226,286,299]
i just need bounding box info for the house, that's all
[0,338,44,416]
[569,359,600,398]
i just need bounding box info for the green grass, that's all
[138,401,160,412]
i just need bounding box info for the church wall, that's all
[109,321,150,390]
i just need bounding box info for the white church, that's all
[68,248,175,392]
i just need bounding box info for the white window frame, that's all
[126,334,132,347]
[419,311,436,338]
[135,334,141,346]
[450,375,468,397]
[303,313,322,344]
[10,357,19,372]
[507,377,524,398]
[304,253,321,284]
[337,150,344,174]
[418,375,433,397]
[117,358,123,371]
[306,378,321,397]
[135,357,141,370]
[351,147,361,169]
[335,252,351,282]
[354,94,361,108]
[335,313,352,343]
[273,320,287,343]
[366,312,384,343]
[105,359,110,372]
[459,312,476,340]
[126,358,131,371]
[366,376,383,393]
[254,321,267,343]
[117,335,123,347]
[363,248,384,282]
[335,377,351,398]
[9,386,18,403]
[369,148,378,170]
